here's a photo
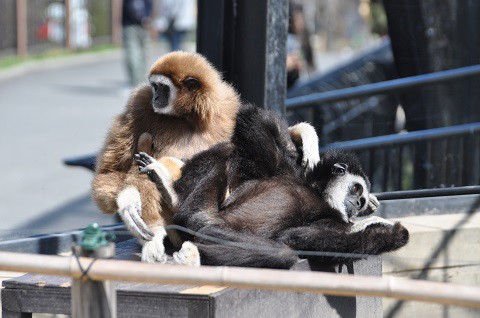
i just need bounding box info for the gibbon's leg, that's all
[137,132,154,156]
[92,171,129,215]
[172,143,233,234]
[288,122,320,172]
[134,152,185,248]
[134,152,182,210]
[122,168,174,261]
[277,219,409,262]
[231,104,300,182]
[190,225,300,269]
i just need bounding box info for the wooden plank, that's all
[179,286,228,295]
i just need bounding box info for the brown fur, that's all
[158,157,183,181]
[91,52,240,246]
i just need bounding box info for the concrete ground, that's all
[384,208,480,317]
[0,43,174,239]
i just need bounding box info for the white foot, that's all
[173,241,201,267]
[288,122,320,172]
[141,228,167,263]
[349,216,394,233]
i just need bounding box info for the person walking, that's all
[153,0,196,51]
[122,0,153,87]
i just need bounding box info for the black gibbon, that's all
[135,104,408,269]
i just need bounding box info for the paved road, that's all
[0,41,350,239]
[0,45,171,239]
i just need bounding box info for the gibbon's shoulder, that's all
[233,104,294,151]
[124,83,154,116]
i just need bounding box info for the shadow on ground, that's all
[1,193,116,240]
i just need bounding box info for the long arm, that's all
[91,114,135,214]
[276,218,409,262]
[92,116,157,242]
[229,104,300,185]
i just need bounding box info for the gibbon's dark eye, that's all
[332,163,347,175]
[184,77,201,91]
[351,183,363,195]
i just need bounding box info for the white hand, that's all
[349,216,394,233]
[117,186,154,241]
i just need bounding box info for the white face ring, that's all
[149,74,178,115]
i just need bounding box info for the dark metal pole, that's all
[197,0,288,114]
[321,122,480,151]
[286,64,480,109]
[196,0,226,71]
[374,186,480,201]
[263,0,288,114]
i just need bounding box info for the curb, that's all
[0,49,122,83]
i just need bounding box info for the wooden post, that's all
[16,0,27,57]
[111,0,122,45]
[71,243,116,318]
[65,0,71,49]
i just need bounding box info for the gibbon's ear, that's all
[137,132,154,156]
[332,163,347,175]
[184,77,201,92]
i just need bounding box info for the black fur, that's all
[171,104,409,269]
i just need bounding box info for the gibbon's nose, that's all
[153,83,170,108]
[154,83,170,98]
[358,197,366,209]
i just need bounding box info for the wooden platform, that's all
[2,239,383,318]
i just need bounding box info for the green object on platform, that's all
[81,223,115,251]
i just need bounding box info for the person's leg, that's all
[122,25,136,87]
[130,25,149,86]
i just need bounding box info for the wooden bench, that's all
[2,239,382,318]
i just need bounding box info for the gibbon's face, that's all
[148,51,221,117]
[307,150,371,223]
[323,164,370,223]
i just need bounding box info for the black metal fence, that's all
[322,123,480,192]
[286,43,480,192]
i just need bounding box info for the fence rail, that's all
[321,122,480,151]
[287,64,480,110]
[288,61,480,192]
[323,123,480,192]
[1,251,480,309]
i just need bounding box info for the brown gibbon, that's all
[91,51,241,262]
